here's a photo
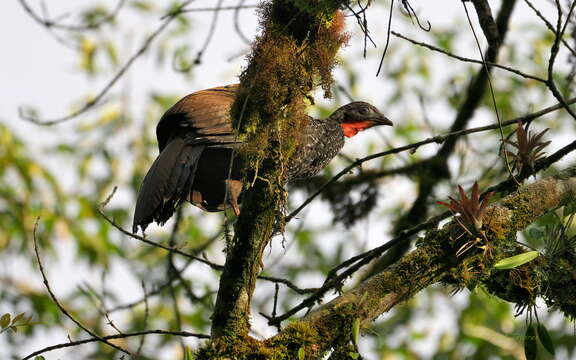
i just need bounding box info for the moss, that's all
[212,0,350,343]
[266,322,325,359]
[197,321,333,359]
[196,336,281,360]
[500,178,561,231]
[228,0,350,244]
[484,206,512,240]
[543,253,576,319]
[289,0,341,16]
[483,263,541,306]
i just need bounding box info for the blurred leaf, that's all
[131,0,155,12]
[298,347,305,360]
[80,37,98,74]
[524,324,537,360]
[184,345,194,360]
[105,41,119,66]
[151,93,180,110]
[81,5,109,26]
[11,312,25,324]
[537,323,555,355]
[494,251,539,270]
[0,313,10,328]
[352,318,360,345]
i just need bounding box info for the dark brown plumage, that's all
[133,84,392,232]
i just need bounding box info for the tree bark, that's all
[210,0,349,339]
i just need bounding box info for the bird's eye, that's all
[359,107,369,115]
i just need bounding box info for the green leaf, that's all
[352,318,360,345]
[12,312,26,325]
[527,227,545,239]
[494,251,539,270]
[298,346,305,360]
[34,357,46,360]
[131,0,154,12]
[537,323,555,355]
[564,201,576,216]
[524,324,537,360]
[105,42,119,66]
[184,345,194,360]
[56,144,75,153]
[0,313,11,328]
[80,37,97,75]
[349,352,360,359]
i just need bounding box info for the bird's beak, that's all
[372,115,393,127]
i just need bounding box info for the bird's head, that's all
[331,101,393,138]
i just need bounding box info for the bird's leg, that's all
[225,179,243,216]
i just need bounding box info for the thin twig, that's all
[176,4,258,15]
[259,275,318,294]
[391,31,546,83]
[523,0,576,57]
[345,2,377,58]
[20,0,194,125]
[193,0,225,65]
[545,0,576,120]
[462,1,520,185]
[22,329,209,360]
[234,0,254,45]
[32,218,131,355]
[18,0,126,32]
[134,282,150,358]
[376,0,394,76]
[97,202,222,268]
[77,282,123,334]
[400,0,431,31]
[286,96,576,222]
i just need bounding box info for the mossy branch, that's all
[266,166,576,356]
[210,0,350,340]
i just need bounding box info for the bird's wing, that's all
[156,84,239,151]
[133,137,204,232]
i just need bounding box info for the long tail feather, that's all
[133,138,203,233]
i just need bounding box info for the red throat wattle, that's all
[340,121,375,138]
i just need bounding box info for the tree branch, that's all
[19,0,194,125]
[368,0,517,273]
[22,329,209,360]
[32,219,131,356]
[287,95,576,221]
[269,166,576,356]
[210,0,351,339]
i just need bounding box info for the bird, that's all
[133,84,393,233]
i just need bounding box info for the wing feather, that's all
[156,84,238,151]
